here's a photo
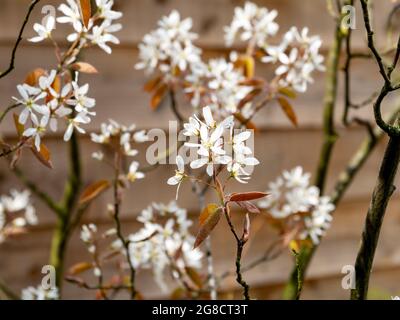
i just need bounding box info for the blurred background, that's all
[0,0,400,299]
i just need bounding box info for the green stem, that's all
[351,134,400,299]
[49,131,82,292]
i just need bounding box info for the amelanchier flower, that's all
[168,106,259,198]
[261,27,325,93]
[167,156,186,199]
[135,10,201,76]
[224,1,279,47]
[29,16,56,43]
[258,167,335,245]
[21,286,59,300]
[118,202,202,292]
[126,161,145,182]
[0,190,37,244]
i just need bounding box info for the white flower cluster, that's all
[21,285,59,300]
[91,119,149,182]
[224,1,279,47]
[262,27,325,92]
[30,0,122,55]
[12,73,95,150]
[258,167,334,245]
[115,202,202,292]
[135,10,201,75]
[168,106,258,196]
[0,190,37,243]
[185,56,253,115]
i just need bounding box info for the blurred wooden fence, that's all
[0,0,400,299]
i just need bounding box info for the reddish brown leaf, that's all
[150,84,167,110]
[68,262,93,275]
[233,112,258,131]
[236,201,260,214]
[278,97,298,127]
[78,0,92,28]
[144,76,162,93]
[24,68,46,86]
[279,87,297,99]
[79,180,110,205]
[194,204,221,248]
[229,192,269,202]
[185,267,203,289]
[71,62,98,74]
[30,142,53,169]
[238,88,262,109]
[13,113,24,137]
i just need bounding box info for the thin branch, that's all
[112,151,137,299]
[0,0,41,79]
[0,103,20,124]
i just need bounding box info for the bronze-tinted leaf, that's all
[185,267,203,289]
[243,55,255,78]
[68,262,93,275]
[236,201,260,214]
[24,68,46,86]
[150,84,167,110]
[238,88,262,109]
[144,76,162,93]
[78,0,92,28]
[13,113,24,137]
[79,180,110,205]
[194,204,221,248]
[278,87,297,99]
[30,142,53,169]
[278,97,298,127]
[229,192,269,202]
[233,112,258,131]
[71,62,98,74]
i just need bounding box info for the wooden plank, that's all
[1,126,398,226]
[0,44,394,136]
[0,0,394,49]
[1,198,400,299]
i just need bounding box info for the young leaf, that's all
[24,68,46,86]
[243,55,255,78]
[238,88,262,109]
[144,76,162,93]
[68,262,93,275]
[71,62,98,74]
[185,267,203,289]
[79,180,110,205]
[236,201,260,214]
[13,113,24,137]
[229,192,269,202]
[233,112,258,131]
[278,87,297,99]
[30,142,53,169]
[150,84,167,110]
[78,0,92,28]
[194,204,221,248]
[278,97,298,127]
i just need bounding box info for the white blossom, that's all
[29,16,56,43]
[21,286,59,300]
[224,2,279,47]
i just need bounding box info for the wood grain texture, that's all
[1,0,400,299]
